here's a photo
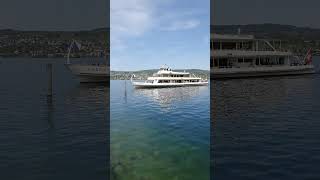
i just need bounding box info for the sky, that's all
[212,0,320,28]
[0,0,109,31]
[110,0,210,71]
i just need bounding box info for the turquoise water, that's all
[111,81,210,180]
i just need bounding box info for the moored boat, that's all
[65,40,109,83]
[210,33,315,79]
[65,63,108,83]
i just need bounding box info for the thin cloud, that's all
[111,0,203,51]
[111,0,154,51]
[162,19,200,31]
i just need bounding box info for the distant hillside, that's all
[111,69,209,80]
[211,24,320,40]
[0,28,110,42]
[0,27,109,33]
[211,24,320,54]
[0,28,109,58]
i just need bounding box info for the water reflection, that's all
[64,82,109,110]
[46,95,55,129]
[211,77,296,121]
[211,76,315,112]
[133,85,209,107]
[124,81,127,104]
[211,73,320,180]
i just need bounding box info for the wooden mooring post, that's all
[47,63,53,97]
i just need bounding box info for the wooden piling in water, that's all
[47,63,53,97]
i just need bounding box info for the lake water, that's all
[211,57,320,179]
[2,56,320,180]
[0,58,108,180]
[110,81,210,180]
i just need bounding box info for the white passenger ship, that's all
[65,40,109,83]
[211,33,315,79]
[131,65,208,88]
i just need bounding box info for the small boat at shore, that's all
[131,65,208,88]
[65,63,108,83]
[211,33,315,79]
[65,40,109,83]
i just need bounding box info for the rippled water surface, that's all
[111,81,210,180]
[212,57,320,180]
[0,58,108,180]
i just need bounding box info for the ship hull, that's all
[211,65,315,79]
[132,81,208,88]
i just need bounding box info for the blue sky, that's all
[111,0,209,71]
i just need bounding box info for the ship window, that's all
[266,58,270,64]
[214,59,218,67]
[221,42,237,50]
[279,57,284,65]
[213,42,220,50]
[242,41,253,50]
[219,58,228,67]
[238,59,243,63]
[244,59,252,63]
